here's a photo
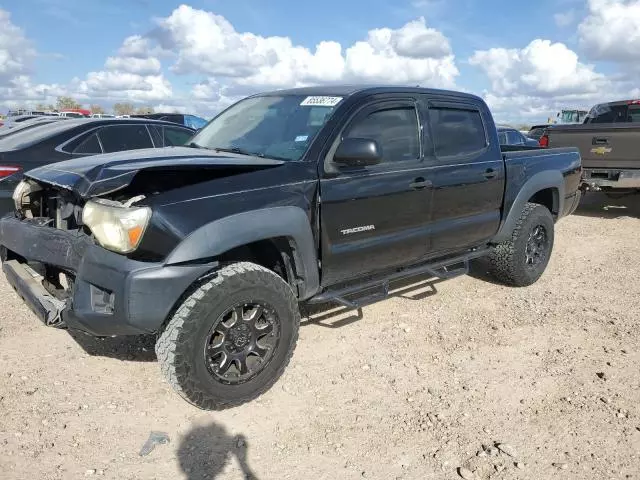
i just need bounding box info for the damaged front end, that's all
[4,178,150,329]
[1,149,285,335]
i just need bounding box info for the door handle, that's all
[592,137,609,145]
[483,168,497,179]
[410,177,432,189]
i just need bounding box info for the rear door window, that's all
[429,107,486,157]
[72,133,102,155]
[98,124,154,153]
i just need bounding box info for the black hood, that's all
[25,146,284,198]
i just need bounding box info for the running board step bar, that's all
[308,248,489,310]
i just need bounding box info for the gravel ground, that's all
[0,192,639,480]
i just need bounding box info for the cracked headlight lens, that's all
[82,199,151,253]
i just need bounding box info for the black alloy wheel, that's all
[524,225,549,268]
[204,302,280,384]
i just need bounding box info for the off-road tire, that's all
[156,262,300,410]
[488,202,555,287]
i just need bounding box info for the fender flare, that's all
[164,206,320,300]
[493,170,565,243]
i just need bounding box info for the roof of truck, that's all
[257,85,483,102]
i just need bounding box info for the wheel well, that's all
[217,237,297,289]
[528,188,558,216]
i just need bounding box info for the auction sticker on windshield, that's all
[300,96,343,107]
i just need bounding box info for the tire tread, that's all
[156,262,300,410]
[488,202,553,287]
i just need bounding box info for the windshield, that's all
[559,111,587,123]
[189,95,342,161]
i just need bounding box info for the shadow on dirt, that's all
[178,422,259,480]
[467,257,507,286]
[302,275,446,328]
[573,191,640,219]
[68,330,157,362]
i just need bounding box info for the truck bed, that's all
[545,124,640,170]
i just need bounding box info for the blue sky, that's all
[2,0,639,123]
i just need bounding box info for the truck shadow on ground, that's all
[573,191,640,219]
[177,422,259,480]
[68,330,157,362]
[301,276,446,328]
[466,257,507,286]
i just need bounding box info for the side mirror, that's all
[333,137,382,167]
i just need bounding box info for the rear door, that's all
[423,99,505,253]
[319,97,433,286]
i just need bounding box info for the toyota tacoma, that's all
[0,86,582,409]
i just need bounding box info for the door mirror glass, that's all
[333,137,382,167]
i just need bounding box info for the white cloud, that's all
[153,5,458,89]
[468,38,625,124]
[74,33,172,103]
[554,9,576,27]
[76,71,172,102]
[382,17,451,58]
[0,76,69,109]
[578,0,640,62]
[0,9,36,80]
[104,56,162,75]
[469,39,606,97]
[118,35,154,58]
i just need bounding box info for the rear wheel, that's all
[156,262,300,410]
[488,202,555,287]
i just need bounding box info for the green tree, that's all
[35,103,55,111]
[113,103,135,116]
[136,106,155,115]
[90,104,105,115]
[56,96,81,110]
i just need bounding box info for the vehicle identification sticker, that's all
[300,96,343,107]
[295,135,309,142]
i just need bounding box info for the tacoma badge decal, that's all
[340,225,376,235]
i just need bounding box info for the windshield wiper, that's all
[214,147,256,156]
[214,147,289,161]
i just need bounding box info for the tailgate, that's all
[548,125,640,170]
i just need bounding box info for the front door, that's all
[319,98,433,287]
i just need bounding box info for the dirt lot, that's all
[1,192,639,480]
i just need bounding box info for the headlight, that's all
[12,180,41,217]
[82,199,151,253]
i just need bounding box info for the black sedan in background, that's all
[0,116,68,138]
[497,126,540,147]
[0,118,195,215]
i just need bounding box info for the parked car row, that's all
[3,109,208,129]
[0,118,195,215]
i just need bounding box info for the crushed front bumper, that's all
[0,215,216,336]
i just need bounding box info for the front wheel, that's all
[156,262,300,410]
[488,202,555,287]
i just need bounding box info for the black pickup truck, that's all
[0,86,582,409]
